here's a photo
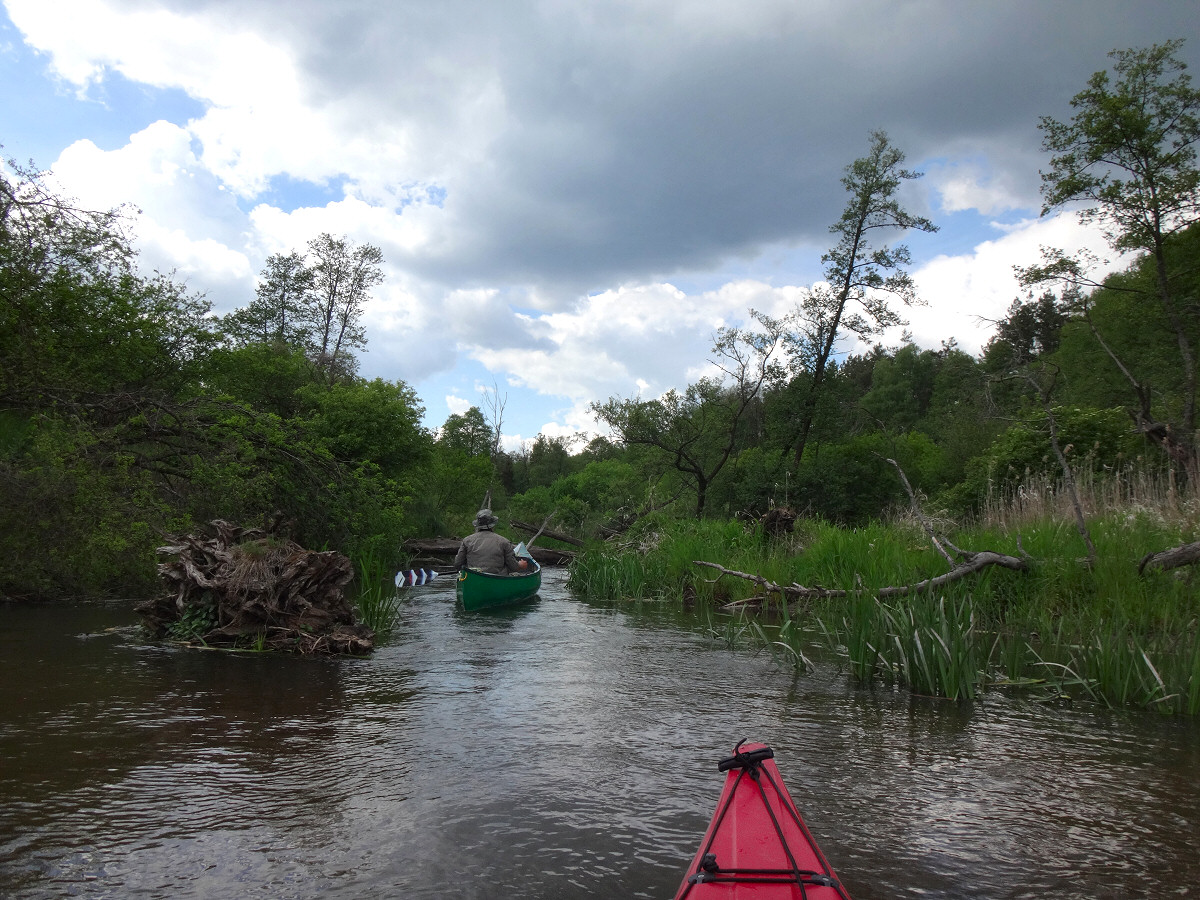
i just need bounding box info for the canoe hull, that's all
[456,562,542,611]
[674,742,851,899]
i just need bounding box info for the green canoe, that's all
[456,560,542,611]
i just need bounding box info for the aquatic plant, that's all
[814,592,988,700]
[353,547,403,635]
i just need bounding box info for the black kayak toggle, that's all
[699,853,719,873]
[717,740,775,773]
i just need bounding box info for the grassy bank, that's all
[568,475,1199,713]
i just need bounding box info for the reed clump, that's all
[352,546,404,635]
[568,467,1200,714]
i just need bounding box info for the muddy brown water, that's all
[2,567,1199,898]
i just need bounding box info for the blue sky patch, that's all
[0,10,203,166]
[239,172,350,213]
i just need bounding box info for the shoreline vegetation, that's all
[568,467,1200,715]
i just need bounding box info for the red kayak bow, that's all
[674,742,852,899]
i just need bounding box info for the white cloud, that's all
[925,159,1028,216]
[455,279,805,422]
[443,212,1130,438]
[908,211,1132,355]
[47,125,253,296]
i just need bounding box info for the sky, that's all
[2,1,1197,450]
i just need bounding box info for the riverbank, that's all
[567,488,1200,713]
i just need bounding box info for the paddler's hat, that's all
[474,509,498,529]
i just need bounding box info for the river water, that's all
[2,567,1198,899]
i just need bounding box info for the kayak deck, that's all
[675,742,851,899]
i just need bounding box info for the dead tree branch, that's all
[882,456,955,567]
[1138,541,1200,575]
[510,519,585,547]
[694,550,1028,604]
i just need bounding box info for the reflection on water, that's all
[2,570,1199,898]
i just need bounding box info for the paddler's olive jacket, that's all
[454,528,523,575]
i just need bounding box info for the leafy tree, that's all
[526,434,574,489]
[202,344,314,419]
[304,233,384,383]
[0,161,423,596]
[983,291,1068,369]
[859,343,938,433]
[1022,40,1200,473]
[705,445,790,518]
[795,431,945,525]
[407,446,494,537]
[951,406,1144,511]
[1050,237,1199,426]
[510,458,644,536]
[784,131,937,465]
[593,311,787,516]
[439,407,493,456]
[222,251,313,348]
[1,159,214,403]
[298,378,430,477]
[922,345,997,485]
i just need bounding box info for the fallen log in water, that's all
[509,519,586,548]
[694,550,1028,605]
[136,519,373,654]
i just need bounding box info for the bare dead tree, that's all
[481,379,508,459]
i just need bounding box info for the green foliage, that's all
[796,431,947,525]
[859,344,938,431]
[222,250,313,348]
[304,234,384,383]
[298,378,431,476]
[572,505,1200,713]
[569,518,764,603]
[438,407,493,457]
[406,446,494,537]
[783,131,937,465]
[0,418,175,597]
[0,162,425,600]
[948,406,1147,513]
[1027,41,1200,471]
[510,458,645,536]
[982,292,1067,370]
[819,593,986,699]
[525,434,575,489]
[167,595,217,642]
[705,445,790,517]
[592,311,787,516]
[202,344,317,418]
[1051,232,1200,420]
[1038,40,1200,252]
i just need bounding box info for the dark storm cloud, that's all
[136,0,1200,298]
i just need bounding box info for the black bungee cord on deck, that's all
[677,741,851,899]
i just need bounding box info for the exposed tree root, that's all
[135,519,373,654]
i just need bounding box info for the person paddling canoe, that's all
[454,509,529,575]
